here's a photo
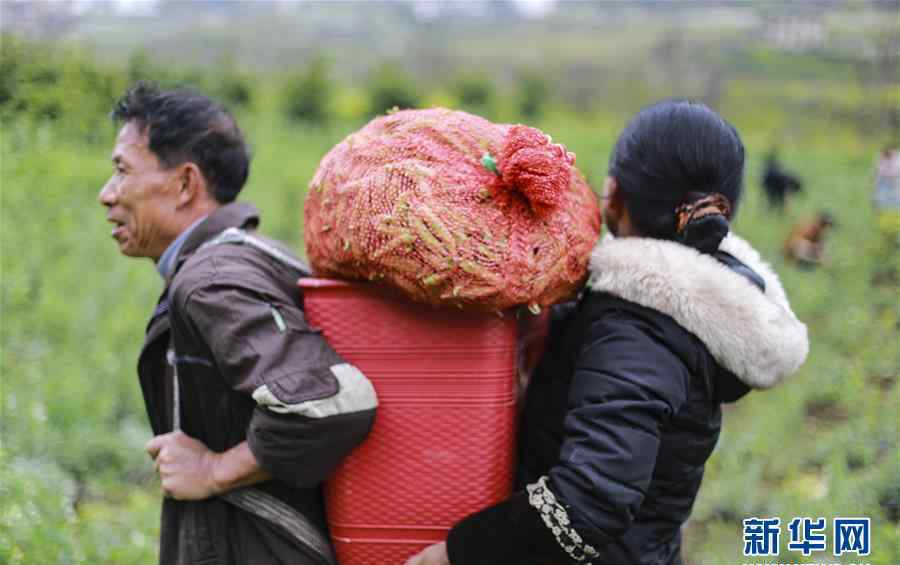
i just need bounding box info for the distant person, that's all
[784,212,836,268]
[873,146,900,210]
[406,100,809,565]
[98,82,376,565]
[762,149,803,212]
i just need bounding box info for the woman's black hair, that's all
[608,99,745,253]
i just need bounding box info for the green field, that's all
[2,8,899,562]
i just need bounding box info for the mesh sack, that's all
[304,108,601,312]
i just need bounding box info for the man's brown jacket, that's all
[138,202,376,565]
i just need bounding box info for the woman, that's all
[406,100,809,565]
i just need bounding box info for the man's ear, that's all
[175,163,209,208]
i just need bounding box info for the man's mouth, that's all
[107,218,127,239]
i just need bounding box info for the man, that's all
[874,146,900,210]
[99,82,376,564]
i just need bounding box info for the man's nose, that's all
[98,179,117,207]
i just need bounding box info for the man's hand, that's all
[404,542,450,565]
[146,431,221,500]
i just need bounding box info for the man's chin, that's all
[118,244,157,261]
[116,240,140,258]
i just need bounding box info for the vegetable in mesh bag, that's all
[304,108,601,312]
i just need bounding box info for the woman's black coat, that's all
[447,234,809,565]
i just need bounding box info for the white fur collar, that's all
[588,233,808,389]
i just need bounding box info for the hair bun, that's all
[680,214,729,253]
[675,192,732,253]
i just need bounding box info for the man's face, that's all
[98,121,183,261]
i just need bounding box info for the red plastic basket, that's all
[299,278,525,564]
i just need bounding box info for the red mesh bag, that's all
[304,108,601,311]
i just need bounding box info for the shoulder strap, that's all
[221,488,337,565]
[200,227,310,274]
[713,250,766,292]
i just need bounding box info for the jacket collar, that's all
[168,201,260,284]
[587,233,808,389]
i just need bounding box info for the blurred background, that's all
[1,1,898,563]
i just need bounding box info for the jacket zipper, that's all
[269,303,287,333]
